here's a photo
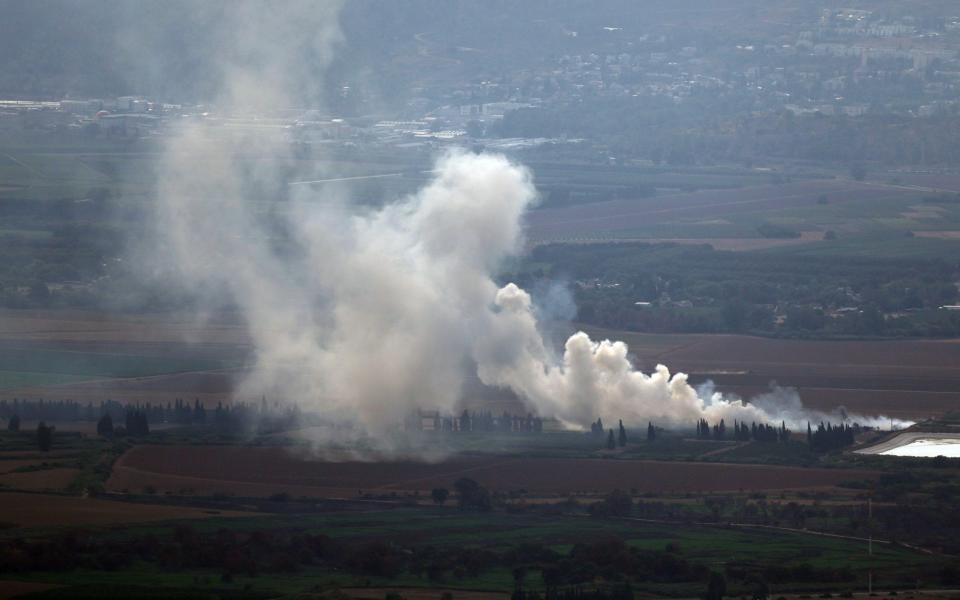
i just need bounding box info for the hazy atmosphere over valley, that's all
[0,2,959,599]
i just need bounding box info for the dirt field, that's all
[108,445,877,499]
[582,328,960,421]
[0,491,252,528]
[0,468,80,492]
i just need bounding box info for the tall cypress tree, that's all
[607,428,616,449]
[618,420,627,447]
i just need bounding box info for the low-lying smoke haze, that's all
[150,2,911,444]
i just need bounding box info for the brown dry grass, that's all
[108,445,877,499]
[0,491,252,528]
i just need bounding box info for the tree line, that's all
[588,418,658,450]
[806,421,858,452]
[1,397,311,444]
[695,419,791,443]
[520,242,960,339]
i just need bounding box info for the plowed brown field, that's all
[0,492,252,528]
[108,445,876,499]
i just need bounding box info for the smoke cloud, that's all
[150,3,911,441]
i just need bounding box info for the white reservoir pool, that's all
[856,432,960,458]
[880,437,960,458]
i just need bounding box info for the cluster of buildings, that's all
[402,7,960,129]
[5,8,960,153]
[0,92,551,154]
[0,96,166,138]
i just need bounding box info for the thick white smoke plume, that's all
[162,145,898,433]
[152,3,909,438]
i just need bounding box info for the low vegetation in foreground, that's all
[0,411,955,598]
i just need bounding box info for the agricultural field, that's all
[0,504,949,598]
[0,492,251,528]
[0,430,252,529]
[0,309,248,406]
[107,444,878,499]
[3,310,960,422]
[0,140,957,599]
[525,177,960,256]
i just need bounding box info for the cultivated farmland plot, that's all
[108,445,878,499]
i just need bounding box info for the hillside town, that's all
[4,8,960,157]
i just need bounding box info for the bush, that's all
[431,487,450,505]
[454,478,491,511]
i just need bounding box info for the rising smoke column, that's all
[474,282,771,429]
[150,3,908,437]
[159,141,773,432]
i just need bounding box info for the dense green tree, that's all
[589,489,633,517]
[431,487,449,505]
[454,478,491,511]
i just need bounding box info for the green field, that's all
[0,346,239,389]
[0,370,94,389]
